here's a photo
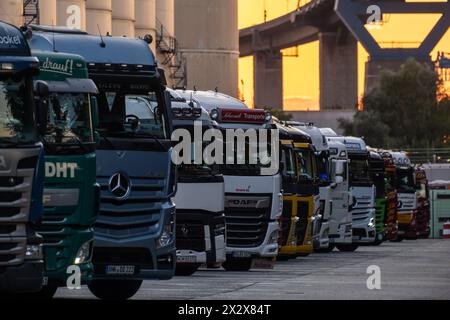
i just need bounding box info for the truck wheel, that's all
[88,280,142,300]
[175,264,201,276]
[276,255,290,261]
[336,244,359,252]
[222,258,252,272]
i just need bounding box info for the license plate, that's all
[251,258,274,270]
[105,265,135,275]
[232,251,252,258]
[177,255,197,263]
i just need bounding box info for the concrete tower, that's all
[86,0,112,36]
[174,0,239,97]
[38,0,57,26]
[56,0,86,30]
[135,0,156,52]
[0,0,23,26]
[112,0,135,37]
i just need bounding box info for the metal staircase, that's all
[155,18,187,89]
[23,0,40,27]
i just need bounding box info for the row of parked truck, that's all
[0,21,430,300]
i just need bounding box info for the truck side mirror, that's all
[164,90,173,134]
[36,98,48,136]
[90,96,99,128]
[35,80,49,97]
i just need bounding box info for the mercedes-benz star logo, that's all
[108,172,132,200]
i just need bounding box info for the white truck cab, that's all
[321,132,375,250]
[168,89,226,275]
[175,90,282,271]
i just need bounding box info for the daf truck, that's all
[176,90,281,272]
[29,26,176,300]
[26,48,100,298]
[324,134,376,250]
[169,90,226,276]
[0,21,45,293]
[390,152,417,240]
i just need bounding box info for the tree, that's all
[339,59,450,149]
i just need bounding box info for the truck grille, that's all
[176,216,205,252]
[224,194,272,248]
[374,199,386,234]
[96,176,165,239]
[0,149,39,266]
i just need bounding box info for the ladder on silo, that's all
[155,18,187,90]
[23,0,40,26]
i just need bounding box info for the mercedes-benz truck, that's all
[176,90,281,272]
[29,26,176,300]
[0,21,44,294]
[26,48,100,298]
[169,89,226,276]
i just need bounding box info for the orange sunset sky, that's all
[238,0,450,110]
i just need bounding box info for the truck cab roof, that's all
[0,21,39,74]
[326,136,368,156]
[27,26,156,66]
[175,89,248,111]
[287,122,328,152]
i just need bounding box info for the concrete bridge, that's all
[239,0,450,117]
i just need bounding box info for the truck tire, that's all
[222,258,252,272]
[175,264,201,276]
[336,244,359,252]
[88,280,142,300]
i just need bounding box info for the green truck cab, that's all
[31,50,99,298]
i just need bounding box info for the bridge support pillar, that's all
[254,50,283,110]
[319,32,358,110]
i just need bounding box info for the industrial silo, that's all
[86,0,112,36]
[57,0,86,30]
[135,0,156,52]
[112,0,135,37]
[39,0,57,26]
[0,0,23,26]
[174,0,239,97]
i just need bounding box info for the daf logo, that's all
[0,156,6,169]
[180,225,189,237]
[108,172,132,200]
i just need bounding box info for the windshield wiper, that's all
[117,131,167,151]
[97,131,115,150]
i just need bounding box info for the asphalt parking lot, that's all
[56,239,450,300]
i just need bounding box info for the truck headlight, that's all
[25,244,43,260]
[157,222,174,249]
[368,218,375,229]
[74,241,92,265]
[268,230,279,244]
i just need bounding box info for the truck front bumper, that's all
[0,261,43,293]
[226,221,279,258]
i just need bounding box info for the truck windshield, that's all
[221,129,276,176]
[317,153,330,184]
[41,92,93,146]
[297,149,315,182]
[396,168,415,193]
[97,92,168,140]
[349,158,371,186]
[372,172,385,198]
[0,77,37,145]
[282,147,297,177]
